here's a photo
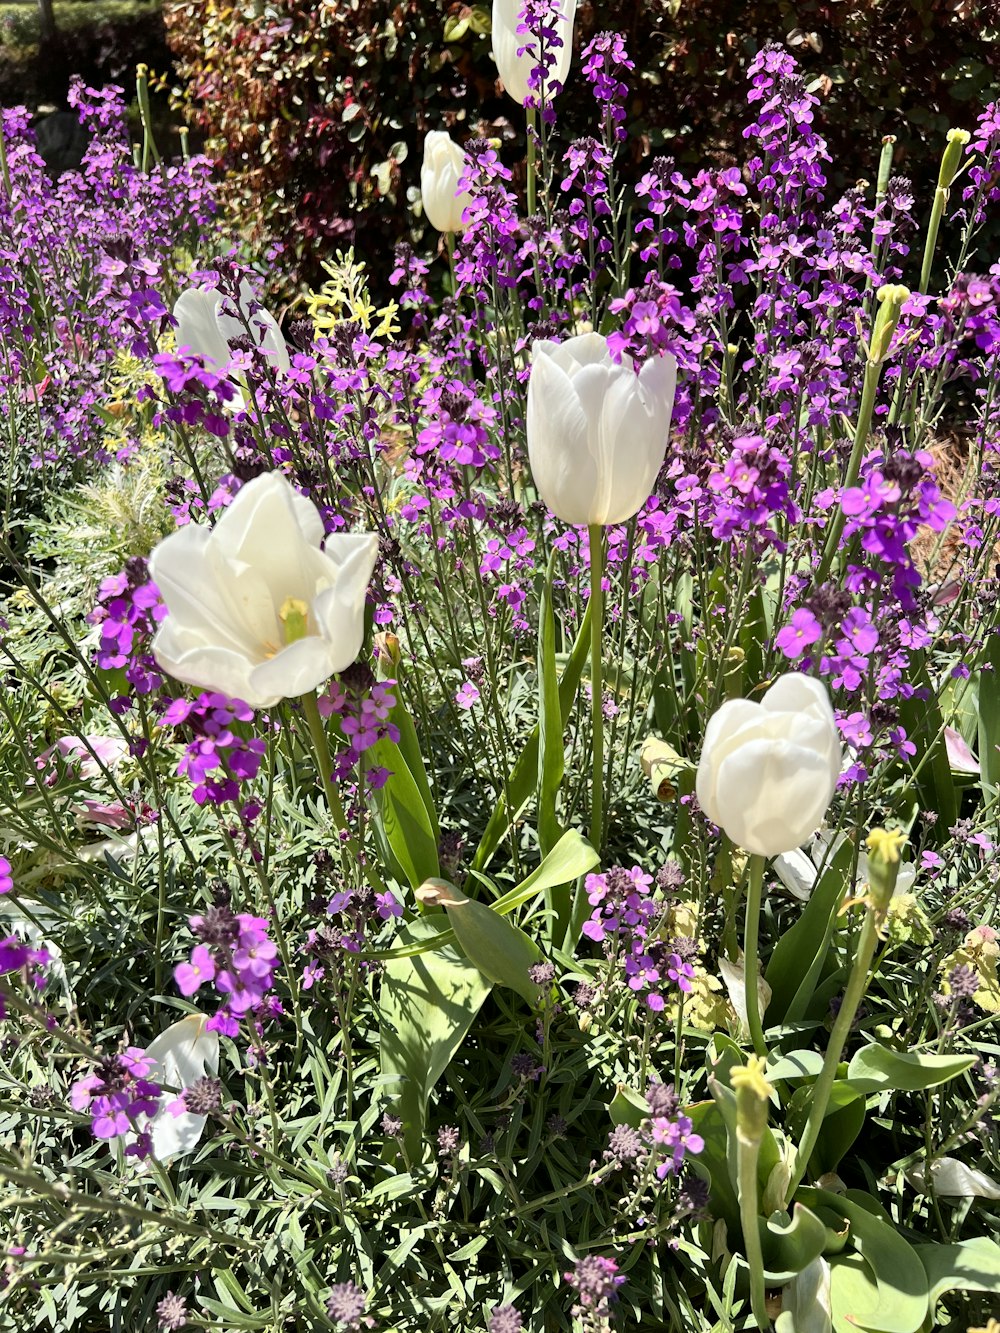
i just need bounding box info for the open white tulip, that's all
[173,279,290,377]
[527,332,677,526]
[421,131,474,234]
[696,675,842,858]
[136,1014,219,1164]
[492,0,577,105]
[149,471,379,708]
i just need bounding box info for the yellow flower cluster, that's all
[303,249,400,339]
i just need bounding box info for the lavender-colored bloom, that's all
[326,1281,368,1330]
[156,1291,189,1330]
[489,1306,523,1333]
[564,1255,626,1313]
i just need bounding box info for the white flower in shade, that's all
[774,831,916,902]
[420,131,474,233]
[137,1015,219,1164]
[492,0,577,105]
[696,675,842,858]
[149,471,378,708]
[527,332,677,526]
[172,279,290,377]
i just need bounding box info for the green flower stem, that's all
[300,689,383,896]
[737,1130,770,1330]
[743,854,768,1058]
[784,902,881,1202]
[526,105,537,217]
[919,186,948,297]
[588,524,605,852]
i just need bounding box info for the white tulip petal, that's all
[772,847,817,900]
[906,1157,1000,1199]
[173,287,230,370]
[248,636,341,703]
[216,280,290,374]
[150,624,260,703]
[718,952,772,1038]
[140,1016,219,1166]
[527,352,598,526]
[715,738,836,856]
[150,524,264,659]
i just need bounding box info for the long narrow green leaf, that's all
[536,552,565,860]
[472,599,592,874]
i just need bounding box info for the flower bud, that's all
[420,131,474,234]
[938,128,971,190]
[868,283,910,363]
[492,0,578,106]
[696,674,841,858]
[864,827,906,912]
[527,332,676,526]
[731,1056,773,1146]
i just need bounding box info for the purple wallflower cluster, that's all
[0,934,49,1019]
[70,1049,162,1159]
[175,905,280,1039]
[0,83,215,469]
[89,559,166,711]
[582,866,694,1011]
[161,693,266,821]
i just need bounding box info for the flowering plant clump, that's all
[3,24,1000,1333]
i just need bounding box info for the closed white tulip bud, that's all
[696,674,842,858]
[491,0,577,106]
[173,279,290,377]
[149,471,379,708]
[527,331,677,526]
[421,131,473,233]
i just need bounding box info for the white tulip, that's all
[135,1015,219,1164]
[492,0,577,105]
[696,675,842,858]
[173,279,290,377]
[149,472,379,708]
[421,131,474,234]
[527,332,677,526]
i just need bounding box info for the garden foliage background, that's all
[3,4,1000,1333]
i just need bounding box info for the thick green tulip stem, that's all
[743,853,768,1058]
[588,524,605,852]
[526,105,537,217]
[733,1057,773,1330]
[737,1134,770,1330]
[301,689,383,895]
[784,900,881,1202]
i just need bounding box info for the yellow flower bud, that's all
[939,128,971,190]
[731,1056,773,1145]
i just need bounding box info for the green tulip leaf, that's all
[537,552,566,863]
[977,631,1000,793]
[418,881,544,1005]
[845,1043,976,1094]
[379,918,492,1158]
[898,654,957,836]
[609,1085,650,1130]
[367,713,440,891]
[766,838,854,1025]
[767,1050,826,1082]
[687,1098,740,1235]
[759,1202,830,1282]
[915,1235,1000,1306]
[798,1189,928,1333]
